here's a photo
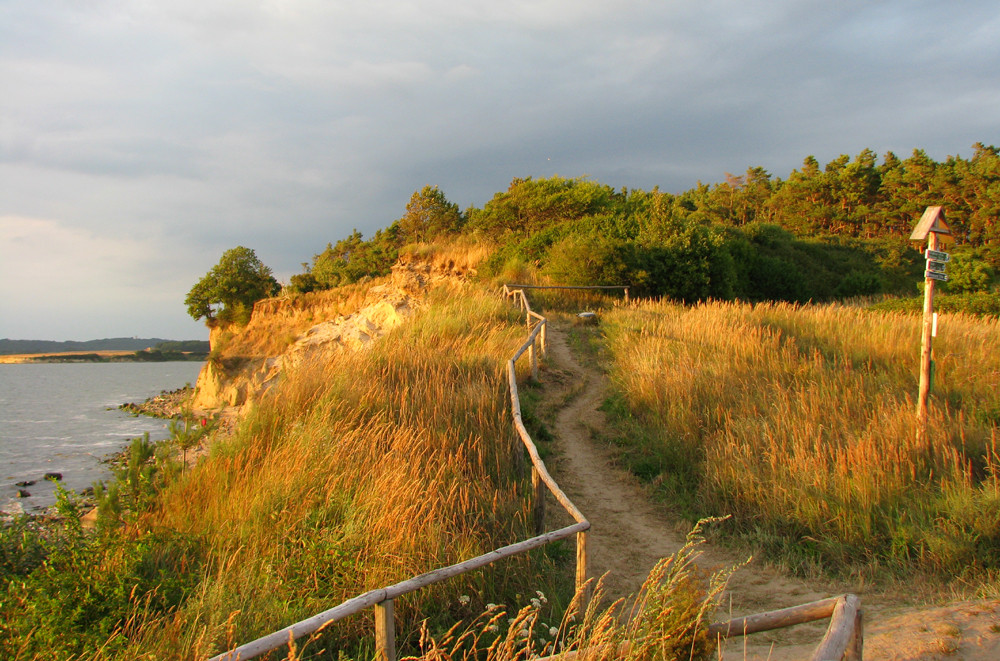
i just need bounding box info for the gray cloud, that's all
[1,0,998,339]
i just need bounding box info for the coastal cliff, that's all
[191,255,472,411]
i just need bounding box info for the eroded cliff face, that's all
[191,258,457,411]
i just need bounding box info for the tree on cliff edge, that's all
[185,246,280,325]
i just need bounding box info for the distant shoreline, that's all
[0,350,207,364]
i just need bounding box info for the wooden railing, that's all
[210,284,863,661]
[209,286,588,661]
[709,594,863,660]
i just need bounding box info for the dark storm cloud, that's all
[1,0,997,339]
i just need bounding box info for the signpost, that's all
[909,206,952,444]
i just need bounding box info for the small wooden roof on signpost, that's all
[910,206,952,242]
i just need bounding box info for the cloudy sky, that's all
[1,1,998,341]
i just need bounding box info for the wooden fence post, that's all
[540,320,547,356]
[532,466,546,535]
[575,531,589,604]
[846,607,864,661]
[529,337,538,381]
[375,599,396,661]
[916,230,939,444]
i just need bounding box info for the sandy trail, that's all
[538,321,1000,660]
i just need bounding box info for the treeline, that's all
[287,143,999,307]
[0,337,170,355]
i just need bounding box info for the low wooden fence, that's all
[709,594,863,660]
[209,284,863,661]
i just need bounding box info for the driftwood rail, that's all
[209,286,587,661]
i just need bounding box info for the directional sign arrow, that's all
[925,270,948,282]
[925,249,950,262]
[927,260,948,273]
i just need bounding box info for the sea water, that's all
[0,361,205,513]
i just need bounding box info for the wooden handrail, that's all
[506,284,628,291]
[708,594,862,660]
[209,286,586,661]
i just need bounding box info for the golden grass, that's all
[404,522,734,661]
[599,299,1000,576]
[118,283,548,659]
[400,237,497,274]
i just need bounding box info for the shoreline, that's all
[0,350,207,364]
[3,384,201,525]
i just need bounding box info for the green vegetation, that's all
[286,143,1000,314]
[186,246,280,325]
[591,298,1000,581]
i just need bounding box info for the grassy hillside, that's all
[586,298,1000,584]
[0,283,566,659]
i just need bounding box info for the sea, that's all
[0,361,205,514]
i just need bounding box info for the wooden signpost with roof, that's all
[910,206,952,443]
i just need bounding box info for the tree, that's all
[398,186,463,243]
[185,246,280,324]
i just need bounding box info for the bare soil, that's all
[538,322,1000,660]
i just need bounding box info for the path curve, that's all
[538,321,1000,660]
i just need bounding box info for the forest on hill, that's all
[290,143,999,313]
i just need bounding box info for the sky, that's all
[2,1,998,341]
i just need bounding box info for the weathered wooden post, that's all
[540,319,547,356]
[375,599,396,661]
[529,336,538,381]
[909,206,952,444]
[532,466,546,535]
[575,531,589,605]
[847,606,864,661]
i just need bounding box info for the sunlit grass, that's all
[406,521,735,661]
[110,283,561,659]
[598,299,1000,579]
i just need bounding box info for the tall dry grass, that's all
[114,283,559,659]
[599,299,1000,578]
[406,521,735,661]
[400,237,496,275]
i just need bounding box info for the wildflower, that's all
[519,628,529,638]
[530,598,541,609]
[487,624,499,634]
[458,595,470,606]
[536,590,548,604]
[486,602,498,611]
[549,627,559,638]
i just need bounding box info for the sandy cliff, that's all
[191,257,464,411]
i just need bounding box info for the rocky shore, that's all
[4,387,198,525]
[118,385,193,418]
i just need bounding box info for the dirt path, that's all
[539,321,1000,660]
